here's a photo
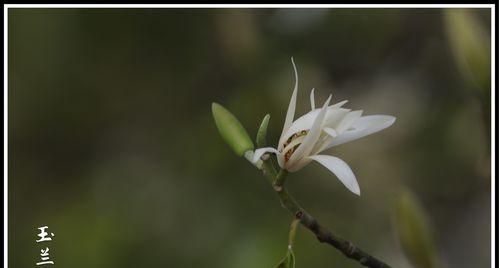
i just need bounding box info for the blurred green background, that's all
[8,8,491,268]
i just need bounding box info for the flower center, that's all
[282,130,308,162]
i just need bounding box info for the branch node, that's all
[360,257,370,264]
[273,184,283,192]
[294,211,304,219]
[346,241,356,256]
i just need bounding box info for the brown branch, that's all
[263,168,392,268]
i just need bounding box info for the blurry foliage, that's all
[394,190,440,268]
[444,9,491,146]
[8,8,491,268]
[444,9,491,94]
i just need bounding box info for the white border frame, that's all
[3,4,495,268]
[2,4,497,8]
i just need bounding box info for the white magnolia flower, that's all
[252,59,395,195]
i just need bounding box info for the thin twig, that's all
[261,163,392,268]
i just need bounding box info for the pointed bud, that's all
[393,190,440,268]
[212,103,254,156]
[256,114,270,148]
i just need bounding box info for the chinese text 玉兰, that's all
[35,226,55,266]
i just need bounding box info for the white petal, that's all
[279,107,350,146]
[280,109,320,146]
[310,88,315,110]
[280,57,299,143]
[323,127,338,138]
[277,152,285,168]
[312,128,337,154]
[309,155,360,195]
[288,95,331,166]
[326,115,396,149]
[329,100,348,109]
[335,110,363,134]
[323,108,351,129]
[287,157,312,172]
[252,147,279,163]
[311,129,334,154]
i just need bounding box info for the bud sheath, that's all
[212,102,254,156]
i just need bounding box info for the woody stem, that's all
[261,164,392,268]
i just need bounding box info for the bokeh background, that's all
[8,8,492,268]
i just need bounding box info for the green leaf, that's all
[274,248,296,268]
[211,102,254,156]
[393,190,440,268]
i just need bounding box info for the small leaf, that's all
[274,248,295,268]
[212,102,254,156]
[256,114,270,148]
[255,114,278,177]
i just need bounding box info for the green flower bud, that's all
[212,102,254,156]
[394,190,440,268]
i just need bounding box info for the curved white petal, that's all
[287,157,312,172]
[252,147,279,163]
[325,115,396,149]
[279,107,350,147]
[312,128,338,154]
[310,88,315,110]
[309,155,360,195]
[280,57,299,143]
[280,109,320,146]
[312,138,329,156]
[330,100,348,109]
[277,152,285,169]
[323,108,351,129]
[336,110,363,134]
[288,95,331,166]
